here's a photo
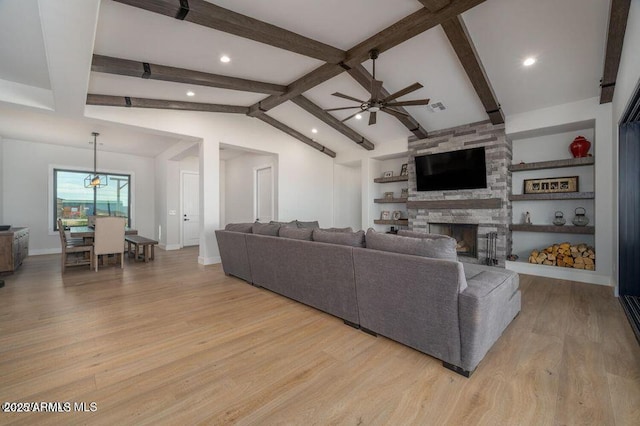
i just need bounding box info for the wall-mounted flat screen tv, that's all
[415,147,487,192]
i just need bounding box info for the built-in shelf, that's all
[509,157,594,172]
[374,219,409,226]
[374,198,408,204]
[509,192,594,201]
[510,224,595,234]
[373,175,409,184]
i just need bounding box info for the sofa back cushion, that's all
[297,220,320,229]
[321,227,353,233]
[313,229,365,247]
[398,230,452,240]
[252,222,280,236]
[279,226,313,241]
[225,223,254,233]
[365,229,457,261]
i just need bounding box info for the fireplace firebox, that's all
[429,223,478,258]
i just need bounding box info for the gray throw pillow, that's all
[398,229,452,240]
[321,227,353,233]
[366,228,457,261]
[224,223,253,233]
[270,220,298,228]
[312,229,365,247]
[279,227,313,241]
[252,222,280,236]
[296,220,320,229]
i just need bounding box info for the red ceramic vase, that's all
[570,136,591,158]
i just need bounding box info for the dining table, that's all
[69,226,138,242]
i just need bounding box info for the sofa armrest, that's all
[458,267,521,372]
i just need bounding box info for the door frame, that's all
[180,170,199,248]
[253,164,275,222]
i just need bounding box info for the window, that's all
[53,169,131,230]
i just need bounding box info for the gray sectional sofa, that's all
[215,223,520,376]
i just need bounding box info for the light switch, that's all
[169,210,176,215]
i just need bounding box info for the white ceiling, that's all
[0,0,614,158]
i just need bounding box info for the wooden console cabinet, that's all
[0,227,29,273]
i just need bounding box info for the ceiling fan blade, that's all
[331,92,365,103]
[382,82,424,103]
[324,106,361,112]
[369,111,377,125]
[385,98,431,107]
[370,79,383,100]
[341,111,362,123]
[382,107,410,119]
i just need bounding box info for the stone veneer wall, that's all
[408,120,511,267]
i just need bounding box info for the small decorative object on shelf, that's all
[380,210,391,220]
[524,176,578,194]
[507,254,519,261]
[384,191,394,199]
[553,211,566,226]
[401,188,408,198]
[383,171,393,178]
[389,226,396,233]
[392,211,402,220]
[523,211,532,225]
[569,135,591,158]
[572,207,589,226]
[400,163,408,176]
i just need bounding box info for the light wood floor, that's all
[0,248,639,425]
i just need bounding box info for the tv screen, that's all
[415,147,487,192]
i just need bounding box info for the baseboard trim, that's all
[159,244,182,251]
[198,256,221,265]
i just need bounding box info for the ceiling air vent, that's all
[427,102,446,112]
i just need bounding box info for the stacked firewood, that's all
[528,243,595,270]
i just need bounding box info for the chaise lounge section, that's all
[215,223,521,376]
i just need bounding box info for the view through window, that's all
[54,169,131,230]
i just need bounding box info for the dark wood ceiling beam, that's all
[92,55,287,95]
[86,94,249,114]
[254,113,336,158]
[347,65,428,139]
[248,0,486,115]
[417,0,451,13]
[441,15,504,124]
[112,0,345,63]
[291,95,375,151]
[600,0,632,103]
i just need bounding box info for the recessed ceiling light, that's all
[311,128,318,134]
[220,55,231,63]
[186,91,195,97]
[523,57,536,67]
[355,114,362,120]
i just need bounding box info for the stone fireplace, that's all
[407,121,511,267]
[429,223,478,258]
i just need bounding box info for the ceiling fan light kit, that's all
[325,49,430,125]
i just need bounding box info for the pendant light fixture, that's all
[84,132,108,188]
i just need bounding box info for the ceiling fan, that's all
[325,49,430,125]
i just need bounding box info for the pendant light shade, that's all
[84,132,108,188]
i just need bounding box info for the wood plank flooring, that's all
[0,248,639,425]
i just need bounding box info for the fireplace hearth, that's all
[429,223,478,258]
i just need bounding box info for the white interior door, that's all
[255,167,273,223]
[182,172,200,246]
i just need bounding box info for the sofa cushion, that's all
[365,228,457,261]
[321,227,353,233]
[313,229,365,247]
[279,226,313,241]
[270,220,298,228]
[252,222,280,236]
[398,230,452,240]
[224,223,254,233]
[297,220,320,229]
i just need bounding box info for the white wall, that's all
[85,108,335,263]
[219,159,226,227]
[224,152,277,225]
[2,138,155,254]
[333,164,362,230]
[0,136,3,224]
[611,0,640,292]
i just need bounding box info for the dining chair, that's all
[57,218,93,273]
[93,217,126,271]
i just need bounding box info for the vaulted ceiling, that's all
[0,0,631,158]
